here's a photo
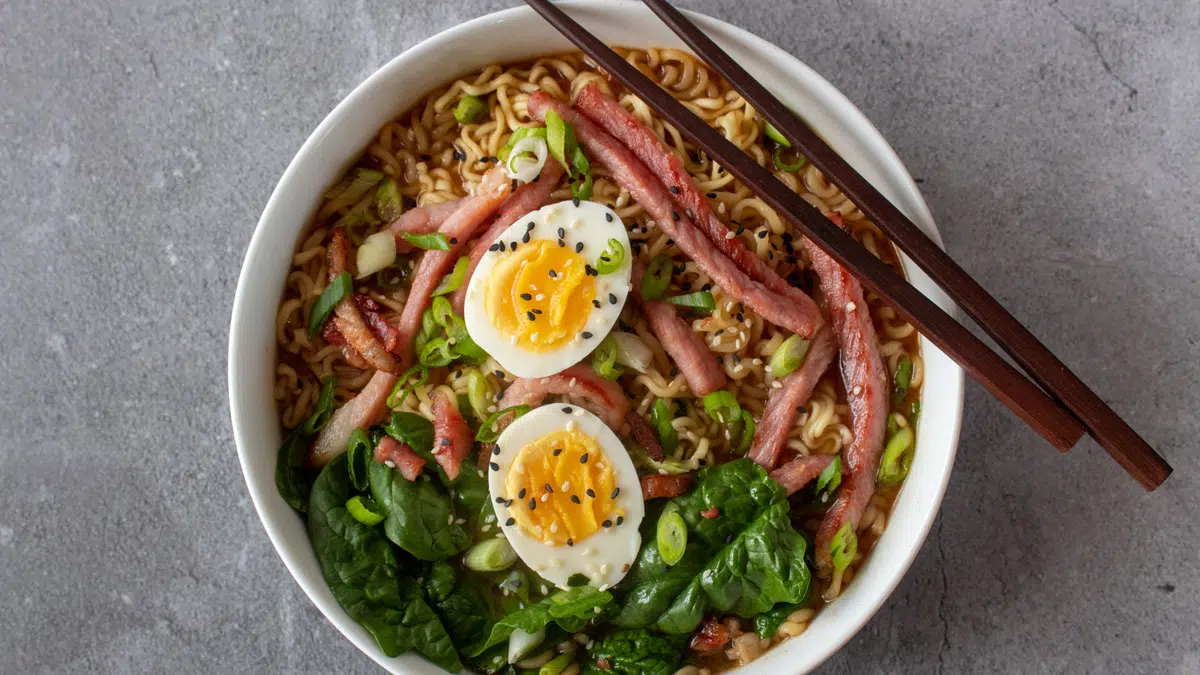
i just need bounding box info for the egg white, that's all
[463,199,632,379]
[487,404,644,590]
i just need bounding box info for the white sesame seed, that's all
[569,378,577,387]
[593,607,602,614]
[535,293,545,301]
[566,420,576,432]
[725,231,735,240]
[482,524,492,532]
[733,364,744,373]
[550,521,558,533]
[384,460,396,468]
[852,385,863,395]
[455,518,466,525]
[541,584,549,595]
[562,481,571,491]
[752,358,762,365]
[846,301,857,311]
[531,332,539,342]
[447,514,454,525]
[772,380,783,389]
[541,493,549,502]
[485,514,496,523]
[718,202,726,214]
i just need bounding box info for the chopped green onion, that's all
[763,121,792,148]
[591,335,623,381]
[664,291,715,312]
[702,390,741,425]
[569,145,592,200]
[324,168,384,203]
[769,333,813,379]
[640,255,672,300]
[886,413,900,438]
[815,455,842,503]
[356,230,398,279]
[308,272,352,338]
[733,409,755,455]
[345,495,385,526]
[909,399,921,423]
[432,256,469,296]
[401,232,450,251]
[657,502,687,566]
[465,369,496,424]
[649,399,678,455]
[476,405,531,443]
[301,376,338,435]
[893,355,913,406]
[877,426,915,484]
[386,365,429,409]
[454,95,488,124]
[346,428,373,492]
[463,538,518,572]
[595,238,626,275]
[508,626,544,663]
[419,337,456,367]
[830,521,858,573]
[772,146,807,172]
[544,110,593,200]
[540,653,574,675]
[498,570,530,604]
[499,126,548,162]
[545,110,570,171]
[375,178,403,222]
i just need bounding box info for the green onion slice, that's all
[324,168,384,203]
[345,495,385,526]
[400,232,450,251]
[815,455,842,503]
[346,428,373,492]
[763,121,792,148]
[734,409,755,455]
[664,291,715,312]
[702,390,741,425]
[893,355,913,407]
[453,95,488,124]
[499,126,548,162]
[877,426,915,484]
[591,335,623,381]
[432,256,469,296]
[545,110,593,200]
[545,110,570,171]
[301,376,338,435]
[539,653,574,675]
[386,365,429,409]
[476,405,531,443]
[830,521,858,573]
[419,337,456,368]
[465,369,496,424]
[595,238,626,275]
[641,255,673,300]
[308,272,352,338]
[569,145,593,200]
[657,502,688,566]
[650,399,678,455]
[375,178,403,222]
[463,538,518,572]
[773,146,807,172]
[769,333,813,379]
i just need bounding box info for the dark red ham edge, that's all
[374,436,426,481]
[310,370,398,467]
[498,363,631,430]
[625,410,666,461]
[431,391,474,480]
[640,473,694,500]
[770,454,835,495]
[327,229,401,374]
[748,325,838,470]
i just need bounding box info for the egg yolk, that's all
[485,239,595,352]
[504,429,622,546]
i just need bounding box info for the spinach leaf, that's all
[453,465,492,531]
[612,459,812,634]
[307,456,461,671]
[754,602,803,640]
[425,561,494,646]
[426,561,458,603]
[275,429,313,513]
[583,629,685,675]
[469,586,613,656]
[384,411,435,456]
[369,461,470,561]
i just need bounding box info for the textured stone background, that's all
[1,0,1197,672]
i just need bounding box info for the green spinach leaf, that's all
[583,629,685,675]
[754,602,804,640]
[468,586,612,656]
[425,561,494,646]
[369,461,470,561]
[307,456,461,671]
[275,429,313,513]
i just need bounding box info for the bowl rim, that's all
[228,2,964,672]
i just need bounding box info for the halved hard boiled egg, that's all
[464,199,632,378]
[487,404,643,590]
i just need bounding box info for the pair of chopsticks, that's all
[522,0,1172,490]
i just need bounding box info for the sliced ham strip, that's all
[393,168,512,367]
[327,229,401,374]
[310,370,398,467]
[390,199,462,254]
[575,83,823,328]
[770,454,835,495]
[630,259,726,397]
[450,160,566,314]
[804,219,889,576]
[322,294,400,353]
[499,363,631,430]
[748,325,838,470]
[640,473,693,500]
[625,410,666,461]
[374,436,426,481]
[432,391,474,480]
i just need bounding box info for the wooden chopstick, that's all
[526,0,1095,463]
[636,0,1171,491]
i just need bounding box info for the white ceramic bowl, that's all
[228,2,965,672]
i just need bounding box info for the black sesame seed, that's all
[797,406,807,414]
[529,498,537,510]
[586,488,596,498]
[562,406,572,413]
[510,241,517,251]
[593,299,602,308]
[494,370,505,378]
[505,498,513,507]
[768,251,774,260]
[493,446,501,456]
[453,150,466,161]
[609,293,618,305]
[611,488,620,499]
[489,243,501,252]
[527,221,535,231]
[735,313,744,322]
[557,227,566,238]
[526,311,536,321]
[616,516,624,525]
[520,293,532,301]
[522,232,531,243]
[490,462,500,471]
[665,239,674,246]
[532,308,542,315]
[553,447,563,456]
[506,517,516,526]
[669,185,680,194]
[420,154,432,161]
[671,211,680,221]
[580,453,589,463]
[449,237,458,244]
[680,281,692,291]
[545,483,553,493]
[571,495,581,504]
[706,192,717,198]
[669,367,679,377]
[495,496,505,504]
[757,230,768,239]
[549,269,557,278]
[605,213,614,222]
[603,520,613,528]
[567,538,574,547]
[576,242,584,253]
[736,226,745,235]
[701,283,712,291]
[558,239,565,247]
[572,197,581,207]
[581,331,593,339]
[714,329,724,337]
[699,458,708,466]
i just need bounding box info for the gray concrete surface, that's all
[1,0,1197,672]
